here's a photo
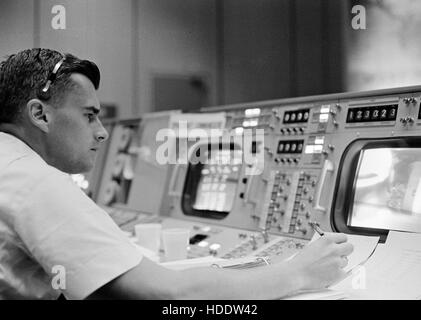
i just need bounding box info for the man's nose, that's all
[95,121,109,142]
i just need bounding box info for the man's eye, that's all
[86,114,95,122]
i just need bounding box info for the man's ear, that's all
[27,99,51,133]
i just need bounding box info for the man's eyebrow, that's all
[83,106,100,114]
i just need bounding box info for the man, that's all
[0,48,353,300]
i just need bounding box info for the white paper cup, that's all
[134,223,162,253]
[162,228,190,262]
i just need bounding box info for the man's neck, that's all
[0,123,46,158]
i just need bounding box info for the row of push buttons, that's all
[280,127,305,135]
[275,157,300,164]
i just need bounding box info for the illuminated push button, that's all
[297,112,303,121]
[290,113,296,122]
[198,241,209,248]
[284,143,291,152]
[303,111,309,121]
[291,143,297,152]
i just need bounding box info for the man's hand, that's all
[287,232,354,290]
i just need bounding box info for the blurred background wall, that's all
[1,0,420,118]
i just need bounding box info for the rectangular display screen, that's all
[192,149,242,213]
[348,148,421,232]
[346,104,397,123]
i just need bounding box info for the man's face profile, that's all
[45,73,108,174]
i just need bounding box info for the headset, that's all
[37,54,66,100]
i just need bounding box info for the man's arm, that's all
[87,233,353,299]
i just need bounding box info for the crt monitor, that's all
[181,142,242,220]
[332,137,421,241]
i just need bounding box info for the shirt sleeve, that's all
[14,171,143,300]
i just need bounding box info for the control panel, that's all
[100,86,421,260]
[163,86,421,242]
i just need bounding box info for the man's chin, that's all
[66,162,94,175]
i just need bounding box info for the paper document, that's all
[332,231,421,299]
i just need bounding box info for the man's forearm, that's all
[175,262,302,300]
[88,257,303,300]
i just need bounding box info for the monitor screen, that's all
[349,148,421,232]
[192,149,242,212]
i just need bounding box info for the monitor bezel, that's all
[331,136,421,242]
[181,142,241,220]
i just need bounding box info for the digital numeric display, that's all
[346,104,398,123]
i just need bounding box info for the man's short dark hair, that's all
[0,48,100,124]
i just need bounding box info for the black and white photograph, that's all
[1,0,421,307]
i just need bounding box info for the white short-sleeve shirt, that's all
[0,133,143,299]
